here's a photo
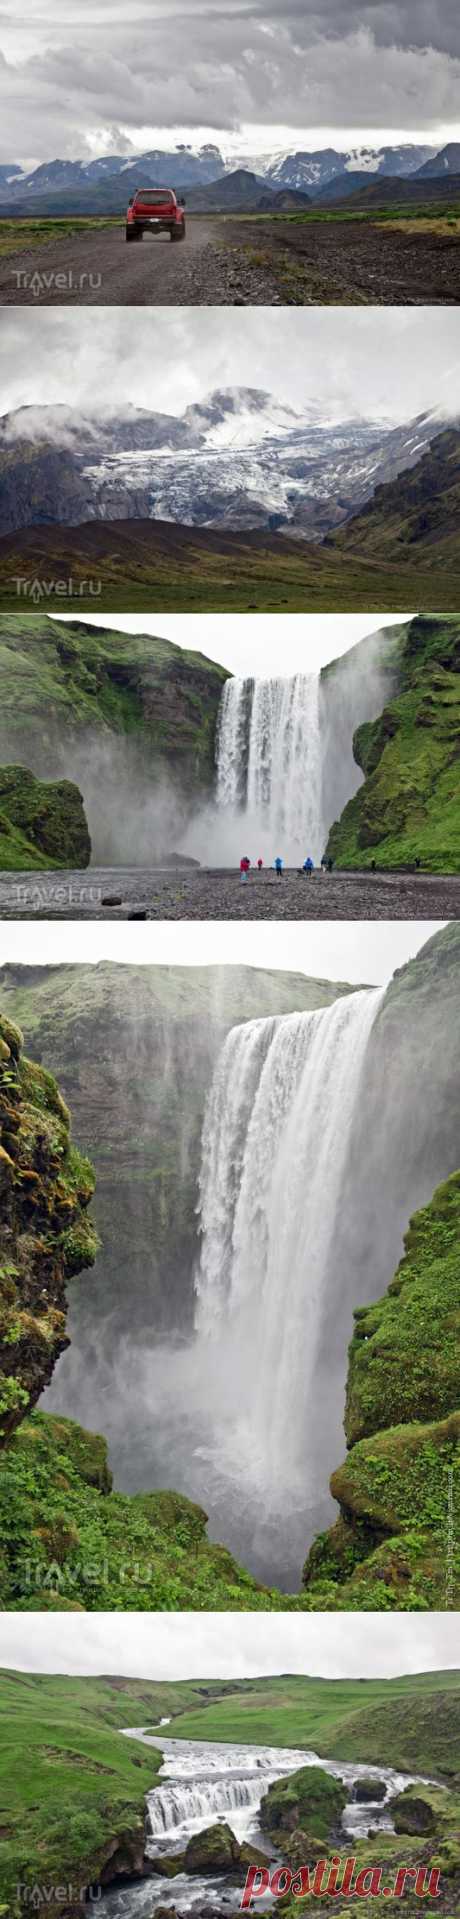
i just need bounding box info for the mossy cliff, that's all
[302,1172,460,1609]
[325,614,460,870]
[0,1009,98,1442]
[0,764,90,871]
[0,1409,291,1609]
[0,617,230,863]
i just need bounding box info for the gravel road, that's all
[1,866,458,920]
[0,219,279,305]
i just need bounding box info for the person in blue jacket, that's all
[303,856,314,875]
[274,856,284,877]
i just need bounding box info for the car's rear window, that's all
[134,189,174,204]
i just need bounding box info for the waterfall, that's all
[215,673,325,863]
[195,986,384,1516]
[147,1773,264,1837]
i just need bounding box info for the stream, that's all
[98,1722,433,1919]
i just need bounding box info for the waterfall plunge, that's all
[193,987,384,1572]
[215,673,325,864]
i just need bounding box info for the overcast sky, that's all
[60,613,410,677]
[0,924,445,985]
[1,310,459,425]
[1,0,459,167]
[0,1614,458,1680]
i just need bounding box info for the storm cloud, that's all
[1,308,459,426]
[0,0,459,165]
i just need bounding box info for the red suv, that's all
[126,187,186,243]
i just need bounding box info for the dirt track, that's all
[0,211,458,304]
[0,218,279,306]
[1,866,458,920]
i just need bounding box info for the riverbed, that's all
[98,1725,432,1919]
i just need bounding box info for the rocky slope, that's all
[0,618,229,863]
[0,763,90,870]
[327,427,460,567]
[0,1009,98,1442]
[0,391,441,542]
[325,614,460,870]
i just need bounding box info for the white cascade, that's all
[215,672,325,863]
[195,986,384,1507]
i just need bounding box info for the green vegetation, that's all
[302,1171,460,1612]
[0,514,459,612]
[0,217,119,259]
[0,1407,296,1610]
[326,614,460,870]
[158,1671,460,1773]
[0,619,229,824]
[0,764,90,870]
[0,1010,98,1443]
[259,1764,347,1854]
[1,1666,460,1919]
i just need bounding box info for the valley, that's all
[1,1662,459,1919]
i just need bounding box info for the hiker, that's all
[240,855,250,883]
[274,856,284,878]
[257,857,263,871]
[303,856,314,875]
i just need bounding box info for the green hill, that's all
[326,614,460,870]
[1,1665,459,1916]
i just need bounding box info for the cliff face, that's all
[0,962,353,1412]
[303,1170,460,1609]
[0,763,90,870]
[0,618,230,863]
[326,614,460,869]
[328,428,460,566]
[0,1008,98,1441]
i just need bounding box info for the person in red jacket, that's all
[257,858,263,871]
[240,855,251,882]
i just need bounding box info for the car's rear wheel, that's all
[171,223,186,241]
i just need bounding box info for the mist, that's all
[39,928,460,1590]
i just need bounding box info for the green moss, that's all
[0,1408,295,1611]
[345,1172,460,1443]
[326,614,460,871]
[0,1009,98,1441]
[0,764,90,870]
[260,1765,347,1849]
[0,620,230,820]
[303,1168,460,1612]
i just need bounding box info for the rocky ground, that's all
[221,213,460,304]
[0,219,280,305]
[1,864,459,919]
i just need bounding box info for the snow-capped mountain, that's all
[258,144,433,190]
[0,388,445,543]
[0,141,443,209]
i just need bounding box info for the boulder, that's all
[184,1823,241,1874]
[391,1789,437,1835]
[352,1777,387,1803]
